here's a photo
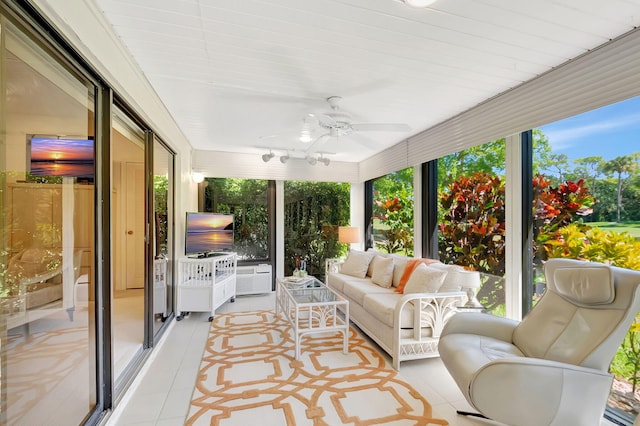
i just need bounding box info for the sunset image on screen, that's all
[30,137,94,178]
[185,213,234,255]
[188,214,233,232]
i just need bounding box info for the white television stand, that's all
[176,252,237,321]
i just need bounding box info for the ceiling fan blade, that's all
[347,132,379,149]
[351,123,411,132]
[305,133,331,154]
[314,114,337,128]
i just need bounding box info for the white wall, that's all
[31,0,198,259]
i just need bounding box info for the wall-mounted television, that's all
[27,135,95,181]
[185,212,234,257]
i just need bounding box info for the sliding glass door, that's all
[0,15,97,424]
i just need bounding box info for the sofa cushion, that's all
[327,271,346,293]
[340,250,373,279]
[371,256,394,288]
[429,263,466,292]
[363,292,412,328]
[343,278,394,306]
[403,264,447,294]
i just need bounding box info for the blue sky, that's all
[539,96,640,162]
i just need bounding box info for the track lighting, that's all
[316,153,330,166]
[262,151,275,162]
[306,156,317,165]
[280,154,289,164]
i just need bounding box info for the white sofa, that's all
[326,250,467,369]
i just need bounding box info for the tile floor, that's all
[105,292,619,426]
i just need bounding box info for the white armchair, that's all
[438,258,640,426]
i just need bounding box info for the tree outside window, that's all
[371,167,414,256]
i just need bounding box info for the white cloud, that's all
[542,111,640,151]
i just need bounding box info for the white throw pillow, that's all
[371,256,394,288]
[429,263,465,292]
[340,250,373,279]
[389,254,409,287]
[366,250,387,277]
[403,264,448,294]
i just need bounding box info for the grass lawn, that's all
[587,221,640,238]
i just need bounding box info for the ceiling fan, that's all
[304,96,411,151]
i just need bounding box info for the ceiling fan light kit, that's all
[299,132,312,143]
[403,0,437,7]
[259,95,409,165]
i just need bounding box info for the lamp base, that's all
[463,287,483,308]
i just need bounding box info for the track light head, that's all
[262,152,275,162]
[320,157,330,166]
[306,156,317,165]
[280,155,289,164]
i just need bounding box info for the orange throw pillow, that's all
[395,258,440,293]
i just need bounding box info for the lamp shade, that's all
[338,226,360,244]
[458,270,481,289]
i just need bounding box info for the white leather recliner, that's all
[439,258,640,426]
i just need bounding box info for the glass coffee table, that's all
[275,276,349,360]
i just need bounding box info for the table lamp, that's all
[458,270,483,308]
[338,226,360,249]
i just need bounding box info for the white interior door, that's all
[125,162,145,289]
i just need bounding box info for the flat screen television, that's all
[185,212,234,257]
[27,135,95,180]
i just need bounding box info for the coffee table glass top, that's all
[280,277,341,303]
[286,285,342,304]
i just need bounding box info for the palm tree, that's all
[602,155,639,222]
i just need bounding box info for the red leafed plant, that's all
[439,172,506,275]
[533,174,596,262]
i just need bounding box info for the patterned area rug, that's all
[186,310,448,425]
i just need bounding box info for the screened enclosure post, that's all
[364,180,373,250]
[521,130,534,316]
[422,161,439,260]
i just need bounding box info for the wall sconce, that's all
[191,171,204,183]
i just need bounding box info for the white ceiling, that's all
[94,0,640,163]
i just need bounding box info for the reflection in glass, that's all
[1,20,97,424]
[153,139,173,332]
[111,108,145,383]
